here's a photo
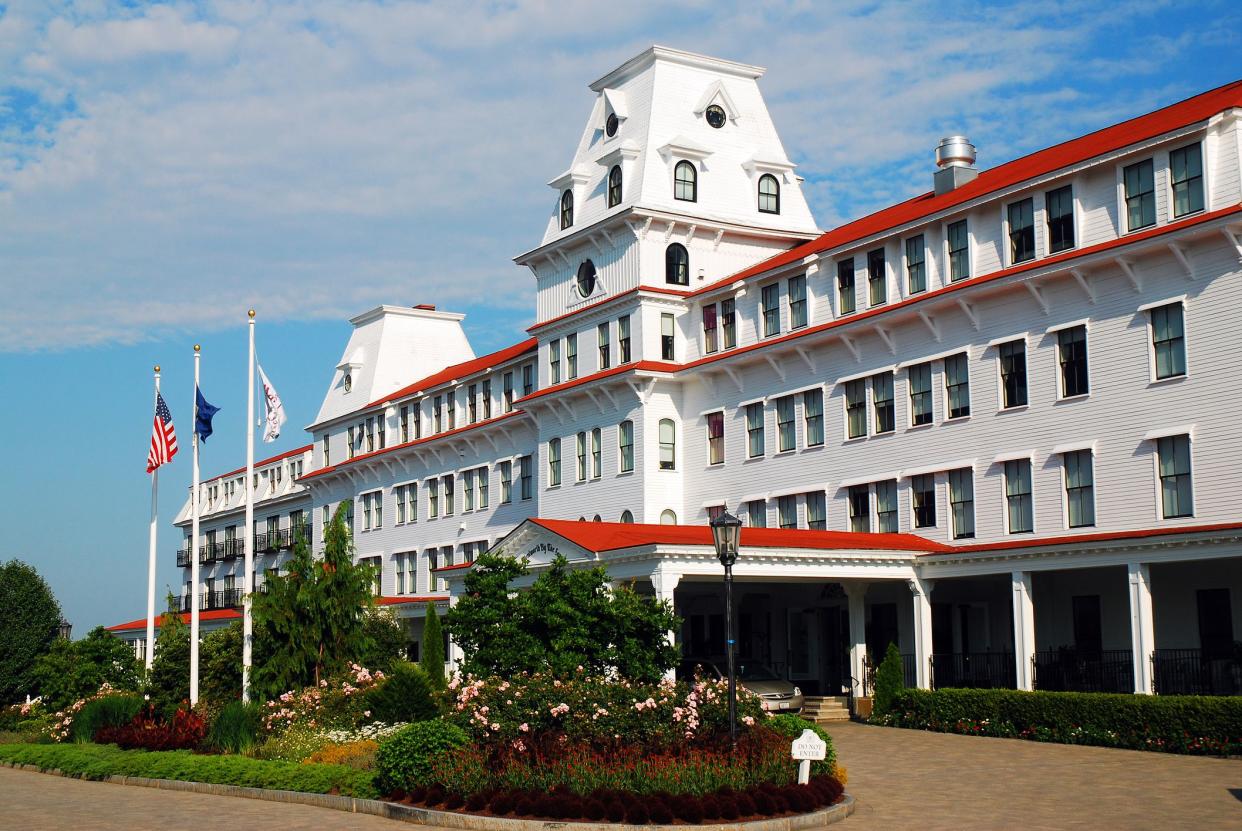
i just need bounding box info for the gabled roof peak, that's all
[589,45,764,92]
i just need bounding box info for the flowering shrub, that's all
[44,683,136,742]
[305,739,379,770]
[95,706,207,751]
[261,664,384,734]
[253,724,334,762]
[321,722,407,743]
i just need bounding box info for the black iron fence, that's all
[1033,649,1134,693]
[1152,648,1242,696]
[931,652,1017,689]
[863,652,918,696]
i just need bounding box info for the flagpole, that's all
[145,365,161,672]
[243,310,255,702]
[190,345,202,705]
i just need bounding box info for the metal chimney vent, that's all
[934,136,979,195]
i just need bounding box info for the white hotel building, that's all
[111,48,1242,704]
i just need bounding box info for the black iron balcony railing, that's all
[198,544,215,564]
[1033,648,1134,694]
[176,548,191,568]
[1152,648,1242,696]
[178,588,244,612]
[931,652,1017,690]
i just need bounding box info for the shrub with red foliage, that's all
[735,792,757,816]
[719,796,740,820]
[488,792,514,816]
[605,799,626,823]
[626,802,650,824]
[649,798,674,824]
[94,706,206,751]
[443,793,464,810]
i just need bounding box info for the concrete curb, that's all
[3,761,855,828]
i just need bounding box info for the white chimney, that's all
[933,136,978,196]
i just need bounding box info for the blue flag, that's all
[195,386,220,442]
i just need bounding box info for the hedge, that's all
[0,742,378,797]
[877,688,1242,755]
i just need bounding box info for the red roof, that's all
[364,338,538,409]
[213,444,312,482]
[693,78,1242,296]
[432,563,473,573]
[531,518,951,554]
[942,520,1242,556]
[529,286,693,333]
[377,595,449,606]
[106,608,241,633]
[517,359,678,404]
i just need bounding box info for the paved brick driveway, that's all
[826,721,1242,829]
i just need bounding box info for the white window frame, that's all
[1045,318,1091,402]
[989,335,1030,413]
[1059,448,1097,530]
[1139,296,1190,385]
[1147,430,1196,522]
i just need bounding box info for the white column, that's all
[844,582,868,698]
[651,568,681,681]
[445,589,462,676]
[909,576,934,689]
[1128,562,1156,694]
[1011,571,1035,691]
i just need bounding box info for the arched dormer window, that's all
[758,174,780,214]
[560,190,574,229]
[607,165,622,208]
[674,161,697,202]
[620,509,634,523]
[665,243,689,286]
[660,509,678,525]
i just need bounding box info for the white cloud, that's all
[0,0,1235,351]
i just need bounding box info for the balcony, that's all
[1152,648,1242,696]
[1033,648,1134,694]
[931,652,1017,690]
[198,544,215,564]
[176,548,191,568]
[179,588,244,612]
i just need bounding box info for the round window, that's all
[705,104,726,129]
[343,373,352,392]
[605,112,619,137]
[576,259,597,297]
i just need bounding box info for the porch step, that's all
[799,695,852,722]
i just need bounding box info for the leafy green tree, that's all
[355,606,410,675]
[31,626,142,710]
[445,554,679,683]
[0,559,63,704]
[148,593,190,716]
[420,603,445,689]
[873,641,906,716]
[200,621,242,706]
[252,501,376,697]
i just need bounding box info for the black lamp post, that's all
[710,511,743,747]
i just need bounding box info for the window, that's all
[549,340,561,385]
[500,460,512,503]
[1170,143,1204,217]
[803,389,824,446]
[666,243,689,286]
[1008,197,1035,264]
[1004,459,1034,533]
[607,165,622,208]
[659,419,676,470]
[560,189,573,229]
[778,495,797,529]
[788,275,807,329]
[908,362,933,426]
[661,313,675,361]
[1151,302,1186,380]
[365,417,376,452]
[566,334,578,379]
[911,474,936,528]
[428,479,439,518]
[948,468,974,539]
[705,104,726,128]
[806,491,826,530]
[519,455,533,499]
[872,372,894,434]
[1063,450,1095,528]
[867,248,886,306]
[548,438,561,486]
[347,426,355,459]
[443,474,454,516]
[478,467,489,509]
[503,372,514,412]
[463,469,474,511]
[605,111,619,137]
[395,485,406,524]
[944,353,970,419]
[1046,185,1074,252]
[706,412,724,465]
[848,485,870,532]
[758,174,780,214]
[746,402,765,457]
[746,499,766,528]
[998,340,1028,408]
[321,434,329,467]
[845,379,867,439]
[707,505,725,522]
[598,323,611,370]
[482,379,492,419]
[762,284,780,337]
[446,394,456,429]
[522,364,534,397]
[400,405,409,443]
[876,480,898,533]
[703,304,718,354]
[1124,159,1155,231]
[395,553,406,595]
[406,483,417,522]
[619,420,634,472]
[721,299,736,349]
[468,384,478,423]
[620,510,634,524]
[1057,325,1089,397]
[776,395,795,452]
[1158,434,1193,518]
[591,428,601,478]
[576,431,587,481]
[618,315,632,363]
[947,219,969,281]
[837,259,856,314]
[905,235,926,294]
[674,160,697,202]
[660,509,677,525]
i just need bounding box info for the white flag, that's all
[257,363,286,443]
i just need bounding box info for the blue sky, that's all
[1,0,1240,633]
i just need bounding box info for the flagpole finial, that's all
[194,344,200,352]
[248,309,256,319]
[154,364,160,373]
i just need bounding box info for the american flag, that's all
[147,393,179,473]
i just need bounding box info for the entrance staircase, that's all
[799,695,851,723]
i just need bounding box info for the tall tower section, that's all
[516,46,820,328]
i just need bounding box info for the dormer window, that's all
[607,165,622,208]
[343,373,352,392]
[705,104,726,129]
[605,112,619,137]
[758,174,780,214]
[560,190,574,229]
[674,161,697,202]
[665,243,689,286]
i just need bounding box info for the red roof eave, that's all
[211,444,313,483]
[106,608,241,633]
[363,338,538,410]
[932,520,1242,557]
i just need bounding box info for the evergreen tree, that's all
[148,593,190,716]
[200,621,242,706]
[355,606,410,675]
[420,602,446,689]
[0,559,63,704]
[873,641,906,716]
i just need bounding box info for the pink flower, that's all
[519,723,529,732]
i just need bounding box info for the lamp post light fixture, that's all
[710,511,743,747]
